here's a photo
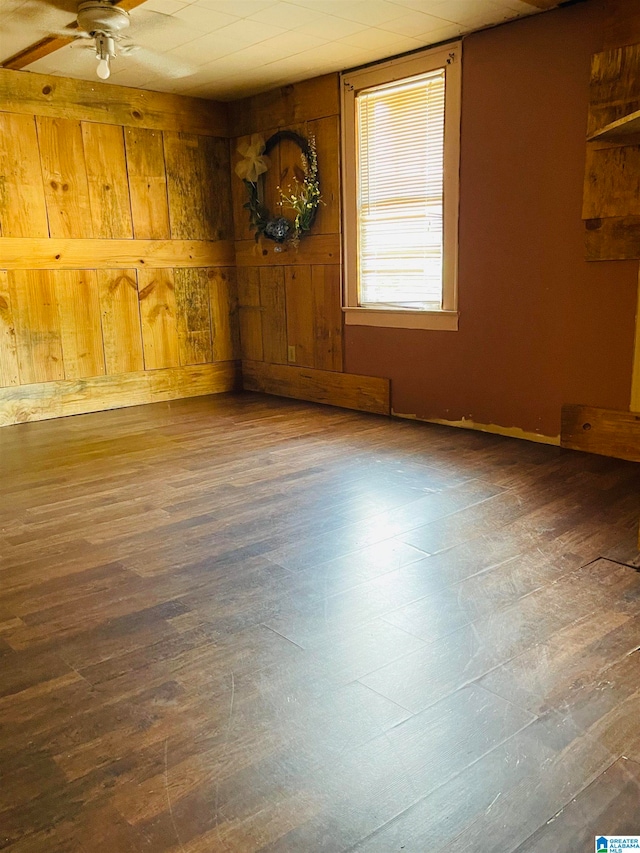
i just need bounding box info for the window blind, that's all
[356,68,446,310]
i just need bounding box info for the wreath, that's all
[235,130,321,246]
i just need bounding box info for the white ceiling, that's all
[0,0,558,100]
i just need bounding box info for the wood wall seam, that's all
[0,239,235,269]
[235,234,341,267]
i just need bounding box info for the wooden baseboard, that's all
[561,404,640,462]
[242,360,390,415]
[0,361,241,426]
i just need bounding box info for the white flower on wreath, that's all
[235,134,270,184]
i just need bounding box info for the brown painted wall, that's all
[344,0,639,439]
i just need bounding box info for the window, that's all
[341,43,461,331]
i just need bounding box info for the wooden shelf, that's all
[588,109,640,143]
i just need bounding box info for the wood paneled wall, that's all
[582,0,640,262]
[0,69,239,426]
[582,1,640,419]
[583,43,640,261]
[229,75,344,376]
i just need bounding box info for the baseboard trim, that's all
[0,360,241,426]
[242,360,390,415]
[561,404,640,462]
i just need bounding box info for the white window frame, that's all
[341,42,462,331]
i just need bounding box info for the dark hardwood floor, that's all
[1,392,639,852]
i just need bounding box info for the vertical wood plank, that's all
[231,135,255,242]
[0,270,20,387]
[0,112,49,238]
[124,127,170,240]
[309,115,340,236]
[138,267,180,370]
[8,269,64,384]
[173,267,213,366]
[36,116,93,238]
[209,267,240,362]
[96,269,144,376]
[164,132,231,241]
[583,144,640,219]
[583,45,640,259]
[631,273,640,413]
[285,265,315,367]
[231,129,282,243]
[260,266,287,364]
[277,120,335,241]
[588,45,640,137]
[278,123,306,217]
[263,128,283,229]
[237,267,263,362]
[313,265,343,371]
[207,135,233,242]
[53,270,105,380]
[230,74,340,137]
[81,122,133,239]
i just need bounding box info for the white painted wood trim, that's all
[343,307,459,331]
[340,41,462,321]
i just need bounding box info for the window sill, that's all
[343,307,459,331]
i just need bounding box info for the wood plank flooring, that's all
[0,392,639,852]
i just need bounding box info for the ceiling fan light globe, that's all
[96,57,110,79]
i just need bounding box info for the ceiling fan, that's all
[74,0,131,79]
[66,0,197,80]
[2,0,197,81]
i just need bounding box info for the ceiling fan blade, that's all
[5,0,77,23]
[1,1,74,34]
[121,45,197,79]
[22,0,79,14]
[45,0,78,12]
[50,27,90,37]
